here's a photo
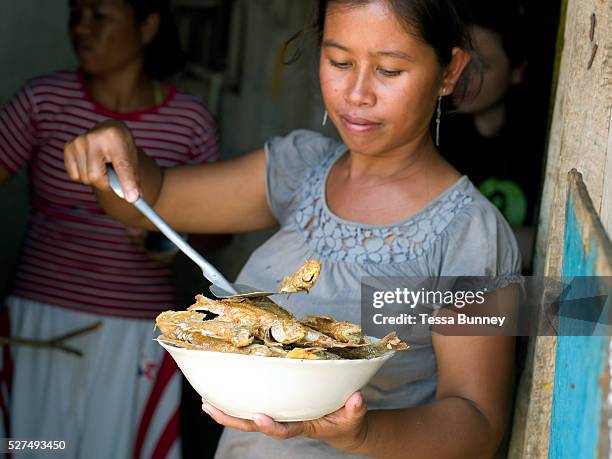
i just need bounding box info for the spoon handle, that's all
[106,166,237,294]
[132,198,237,294]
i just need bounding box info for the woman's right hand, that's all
[65,118,273,234]
[64,119,141,202]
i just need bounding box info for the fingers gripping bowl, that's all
[155,260,409,421]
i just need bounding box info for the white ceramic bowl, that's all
[158,339,394,421]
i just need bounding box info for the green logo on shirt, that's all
[478,178,527,226]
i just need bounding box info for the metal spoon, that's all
[105,165,259,298]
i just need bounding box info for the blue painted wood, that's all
[549,171,612,459]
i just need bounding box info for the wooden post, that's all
[548,171,612,457]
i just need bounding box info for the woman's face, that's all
[69,0,147,76]
[319,1,450,156]
[454,26,519,114]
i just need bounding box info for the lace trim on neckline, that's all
[294,151,474,264]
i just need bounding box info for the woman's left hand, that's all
[202,392,369,453]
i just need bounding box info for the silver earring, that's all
[435,96,442,147]
[322,110,328,127]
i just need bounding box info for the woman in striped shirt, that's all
[0,1,218,457]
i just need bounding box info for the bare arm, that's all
[353,286,517,458]
[354,335,515,459]
[152,150,275,233]
[64,120,277,234]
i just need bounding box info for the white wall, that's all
[0,1,76,105]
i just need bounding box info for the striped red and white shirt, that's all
[0,70,219,319]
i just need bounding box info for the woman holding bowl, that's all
[64,0,521,457]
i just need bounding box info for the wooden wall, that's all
[509,0,612,456]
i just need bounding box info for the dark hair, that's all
[288,0,473,67]
[125,0,186,80]
[463,0,527,67]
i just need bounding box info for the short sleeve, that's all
[436,198,522,289]
[265,129,341,224]
[0,83,38,174]
[187,101,220,164]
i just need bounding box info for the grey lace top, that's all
[215,130,522,459]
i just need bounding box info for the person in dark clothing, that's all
[440,0,542,271]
